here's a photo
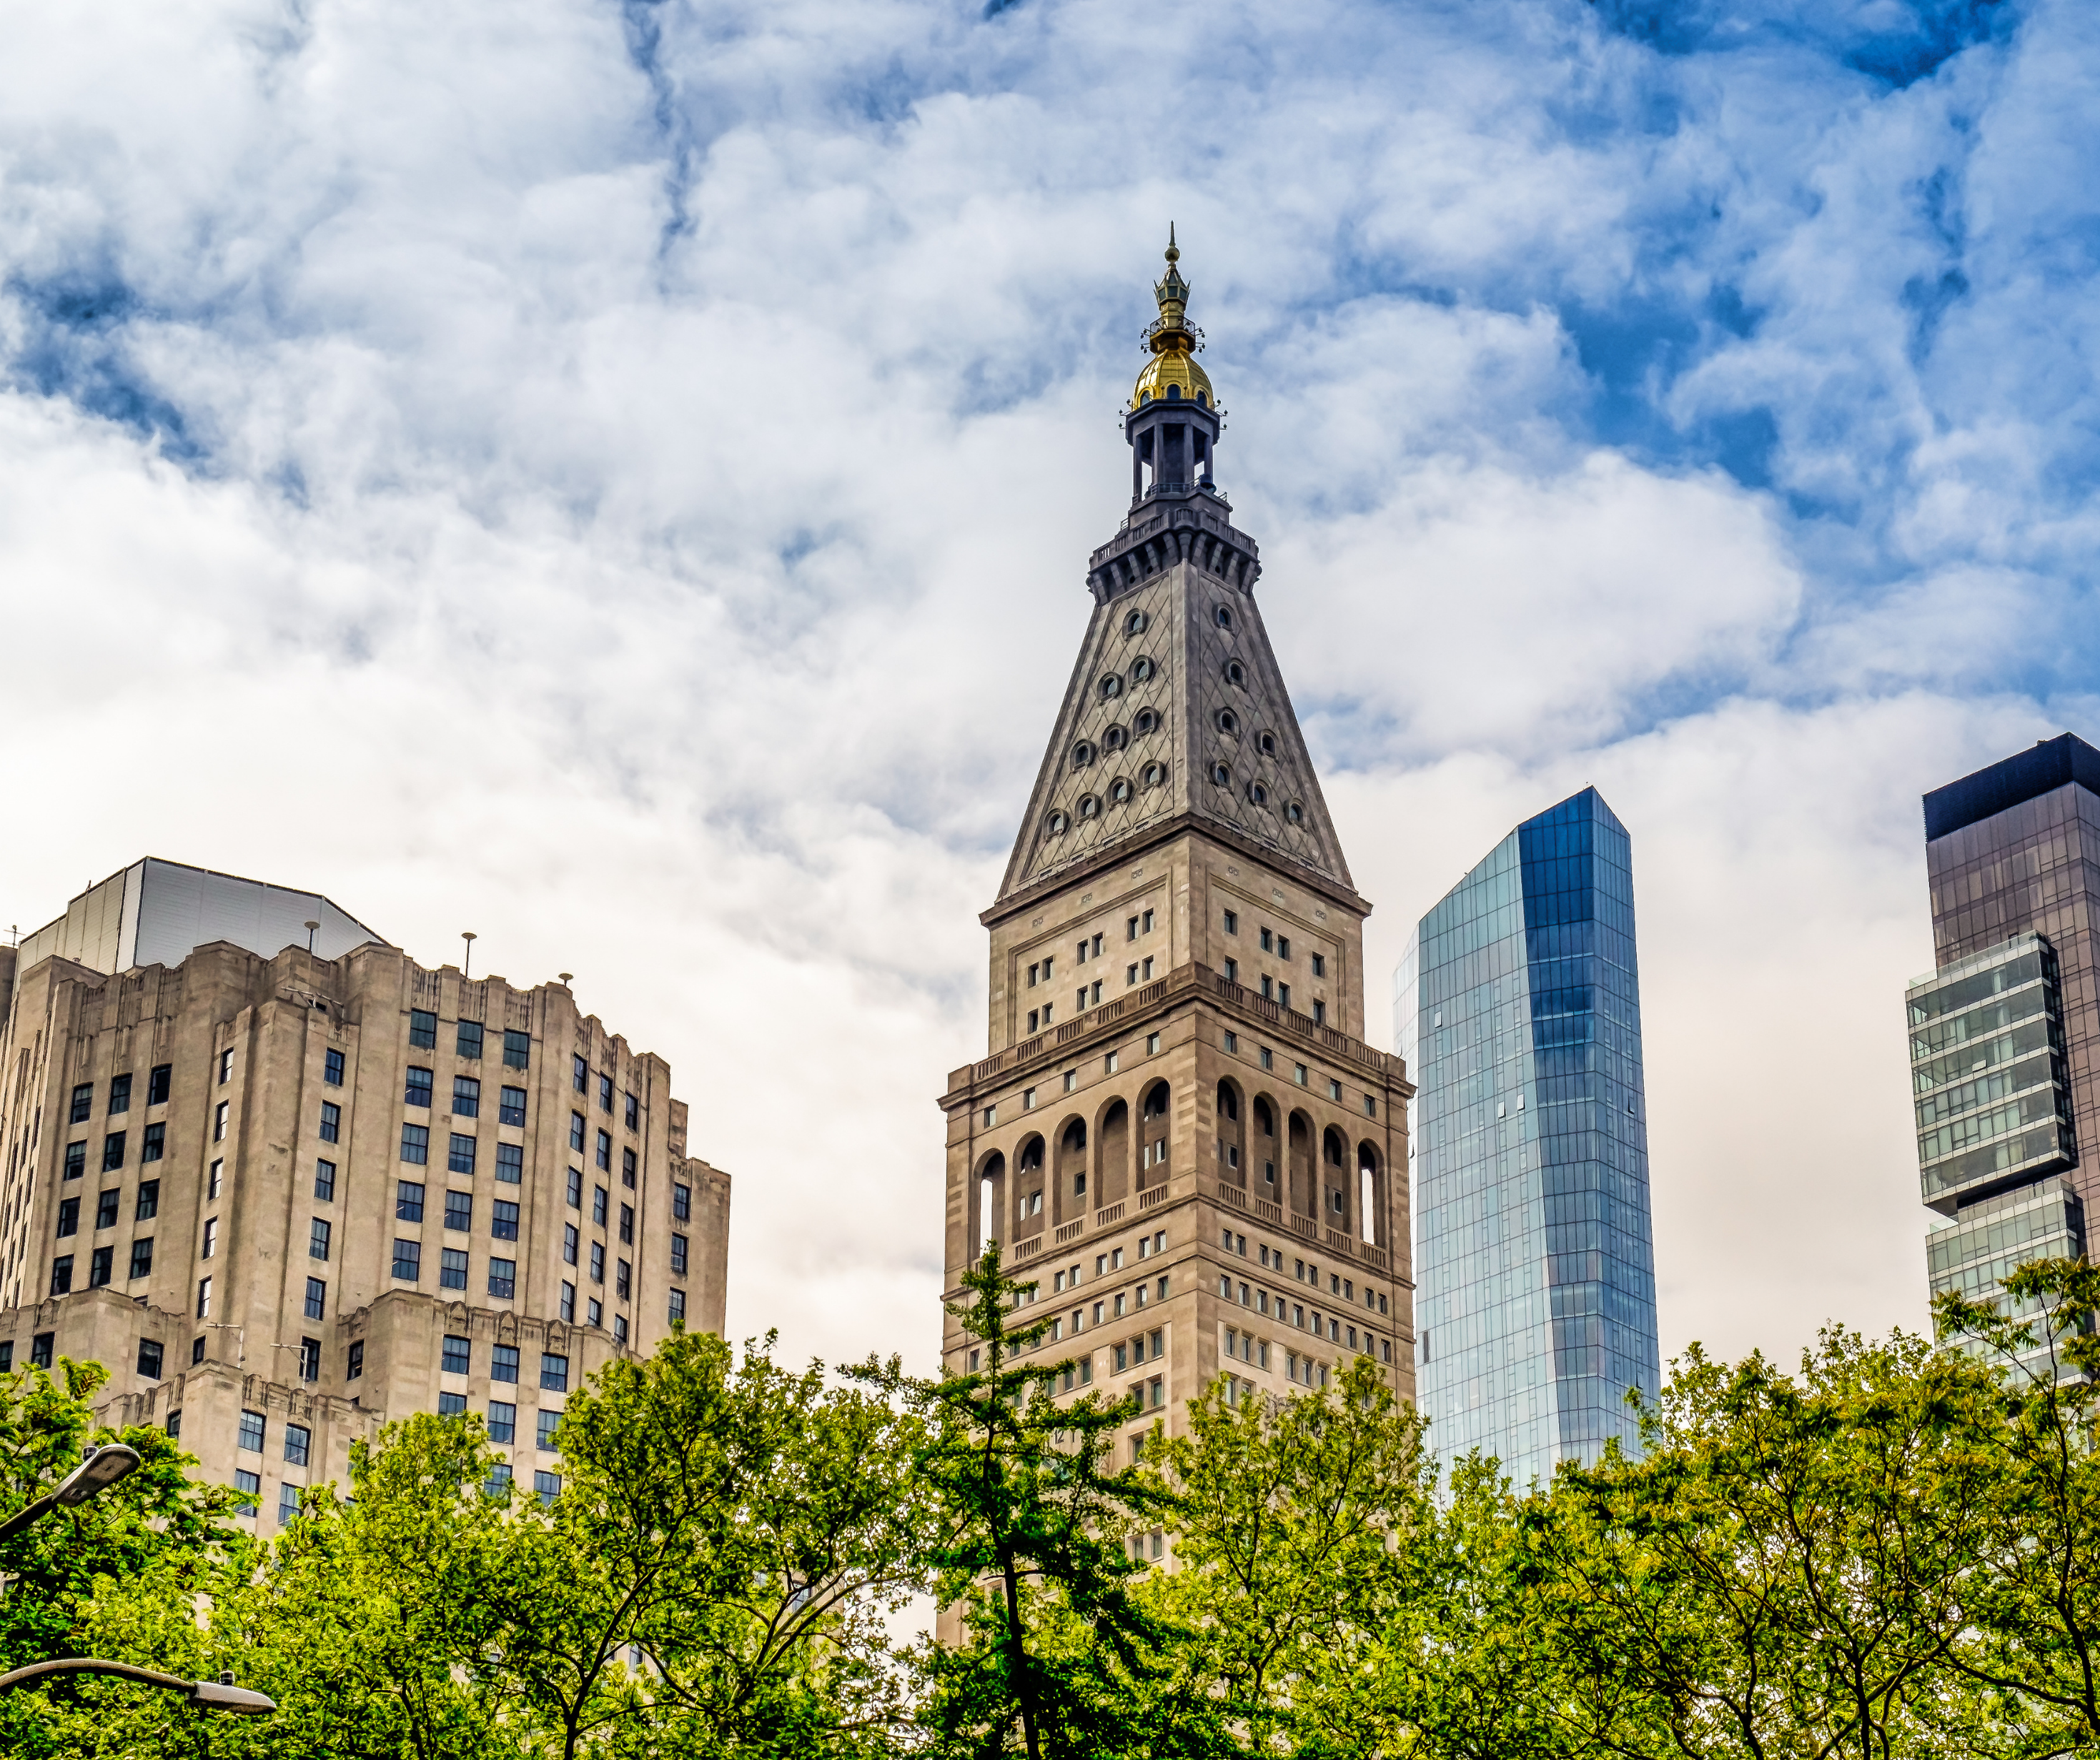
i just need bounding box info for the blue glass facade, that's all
[1405,787,1660,1486]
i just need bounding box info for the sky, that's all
[2,0,2096,1381]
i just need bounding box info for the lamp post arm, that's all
[0,1493,57,1546]
[0,1657,274,1714]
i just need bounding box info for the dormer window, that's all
[1167,384,1182,401]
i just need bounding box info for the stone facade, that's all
[938,245,1415,1591]
[0,924,729,1525]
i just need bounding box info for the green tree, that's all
[1137,1353,1428,1756]
[1531,1328,2003,1760]
[877,1240,1215,1760]
[1936,1257,2100,1757]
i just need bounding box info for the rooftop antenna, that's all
[462,931,477,978]
[303,920,320,954]
[558,973,573,988]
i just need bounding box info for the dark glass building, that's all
[1912,735,2100,1347]
[1405,787,1660,1486]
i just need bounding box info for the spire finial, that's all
[1166,222,1178,264]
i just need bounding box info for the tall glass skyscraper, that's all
[1400,787,1660,1486]
[1910,734,2099,1364]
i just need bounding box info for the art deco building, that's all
[1402,787,1660,1487]
[1909,735,2099,1359]
[938,241,1415,1554]
[0,858,730,1522]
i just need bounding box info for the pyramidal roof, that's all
[994,503,1356,908]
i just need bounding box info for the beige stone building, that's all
[0,859,729,1525]
[938,240,1415,1555]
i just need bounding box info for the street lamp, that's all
[0,1444,142,1544]
[0,1445,269,1716]
[0,1659,274,1714]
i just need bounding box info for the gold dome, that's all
[1131,226,1215,409]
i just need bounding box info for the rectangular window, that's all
[595,1130,611,1170]
[1224,958,1239,984]
[31,1332,54,1368]
[64,1141,86,1179]
[673,1182,690,1221]
[101,1132,126,1172]
[302,1334,322,1381]
[234,1469,260,1512]
[1261,975,1274,1001]
[437,1391,467,1418]
[590,1242,605,1284]
[445,1190,473,1232]
[208,1158,223,1199]
[238,1408,265,1453]
[1126,963,1138,985]
[624,1091,639,1130]
[540,1353,569,1391]
[347,1340,364,1378]
[613,1313,629,1345]
[538,1408,562,1451]
[593,1186,608,1225]
[57,1198,79,1237]
[668,1288,686,1326]
[1260,926,1273,953]
[615,1258,630,1299]
[96,1188,120,1230]
[570,1111,586,1152]
[392,1240,422,1281]
[109,1072,133,1114]
[304,1276,326,1320]
[496,1142,523,1184]
[284,1422,310,1466]
[500,1085,527,1127]
[149,1064,172,1106]
[196,1275,211,1317]
[309,1218,331,1261]
[621,1146,636,1188]
[567,1168,583,1209]
[397,1180,426,1221]
[448,1133,477,1176]
[503,1030,531,1070]
[488,1258,515,1299]
[573,1054,588,1093]
[314,1159,336,1201]
[1104,1050,1119,1074]
[325,1048,345,1087]
[405,1066,433,1108]
[89,1246,114,1287]
[1260,1048,1274,1071]
[1312,953,1326,977]
[441,1248,468,1289]
[1314,1001,1327,1025]
[453,1076,480,1118]
[618,1203,633,1245]
[1278,982,1292,1010]
[563,1223,579,1265]
[137,1338,164,1378]
[319,1101,340,1143]
[560,1281,575,1323]
[1146,1032,1160,1054]
[1294,1063,1308,1085]
[492,1200,520,1241]
[491,1343,519,1383]
[1224,909,1238,934]
[670,1233,688,1275]
[142,1121,165,1163]
[442,1333,471,1375]
[457,1020,484,1059]
[1278,935,1291,960]
[596,1073,613,1113]
[217,1048,234,1085]
[70,1083,92,1123]
[400,1123,430,1164]
[535,1470,560,1506]
[487,1400,517,1442]
[129,1238,153,1279]
[409,1009,437,1049]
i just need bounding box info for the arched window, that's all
[1046,810,1069,835]
[1285,800,1304,825]
[1134,709,1159,736]
[1217,1083,1239,1121]
[1079,795,1101,820]
[1110,777,1131,804]
[1259,732,1277,756]
[1071,741,1095,768]
[1104,725,1128,750]
[1248,782,1269,807]
[1100,674,1124,700]
[1143,762,1167,788]
[1217,708,1239,735]
[1224,660,1245,686]
[1211,763,1230,787]
[1254,1098,1275,1137]
[1324,1127,1346,1166]
[1131,656,1156,682]
[1124,609,1149,636]
[1215,606,1233,630]
[1143,1083,1170,1120]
